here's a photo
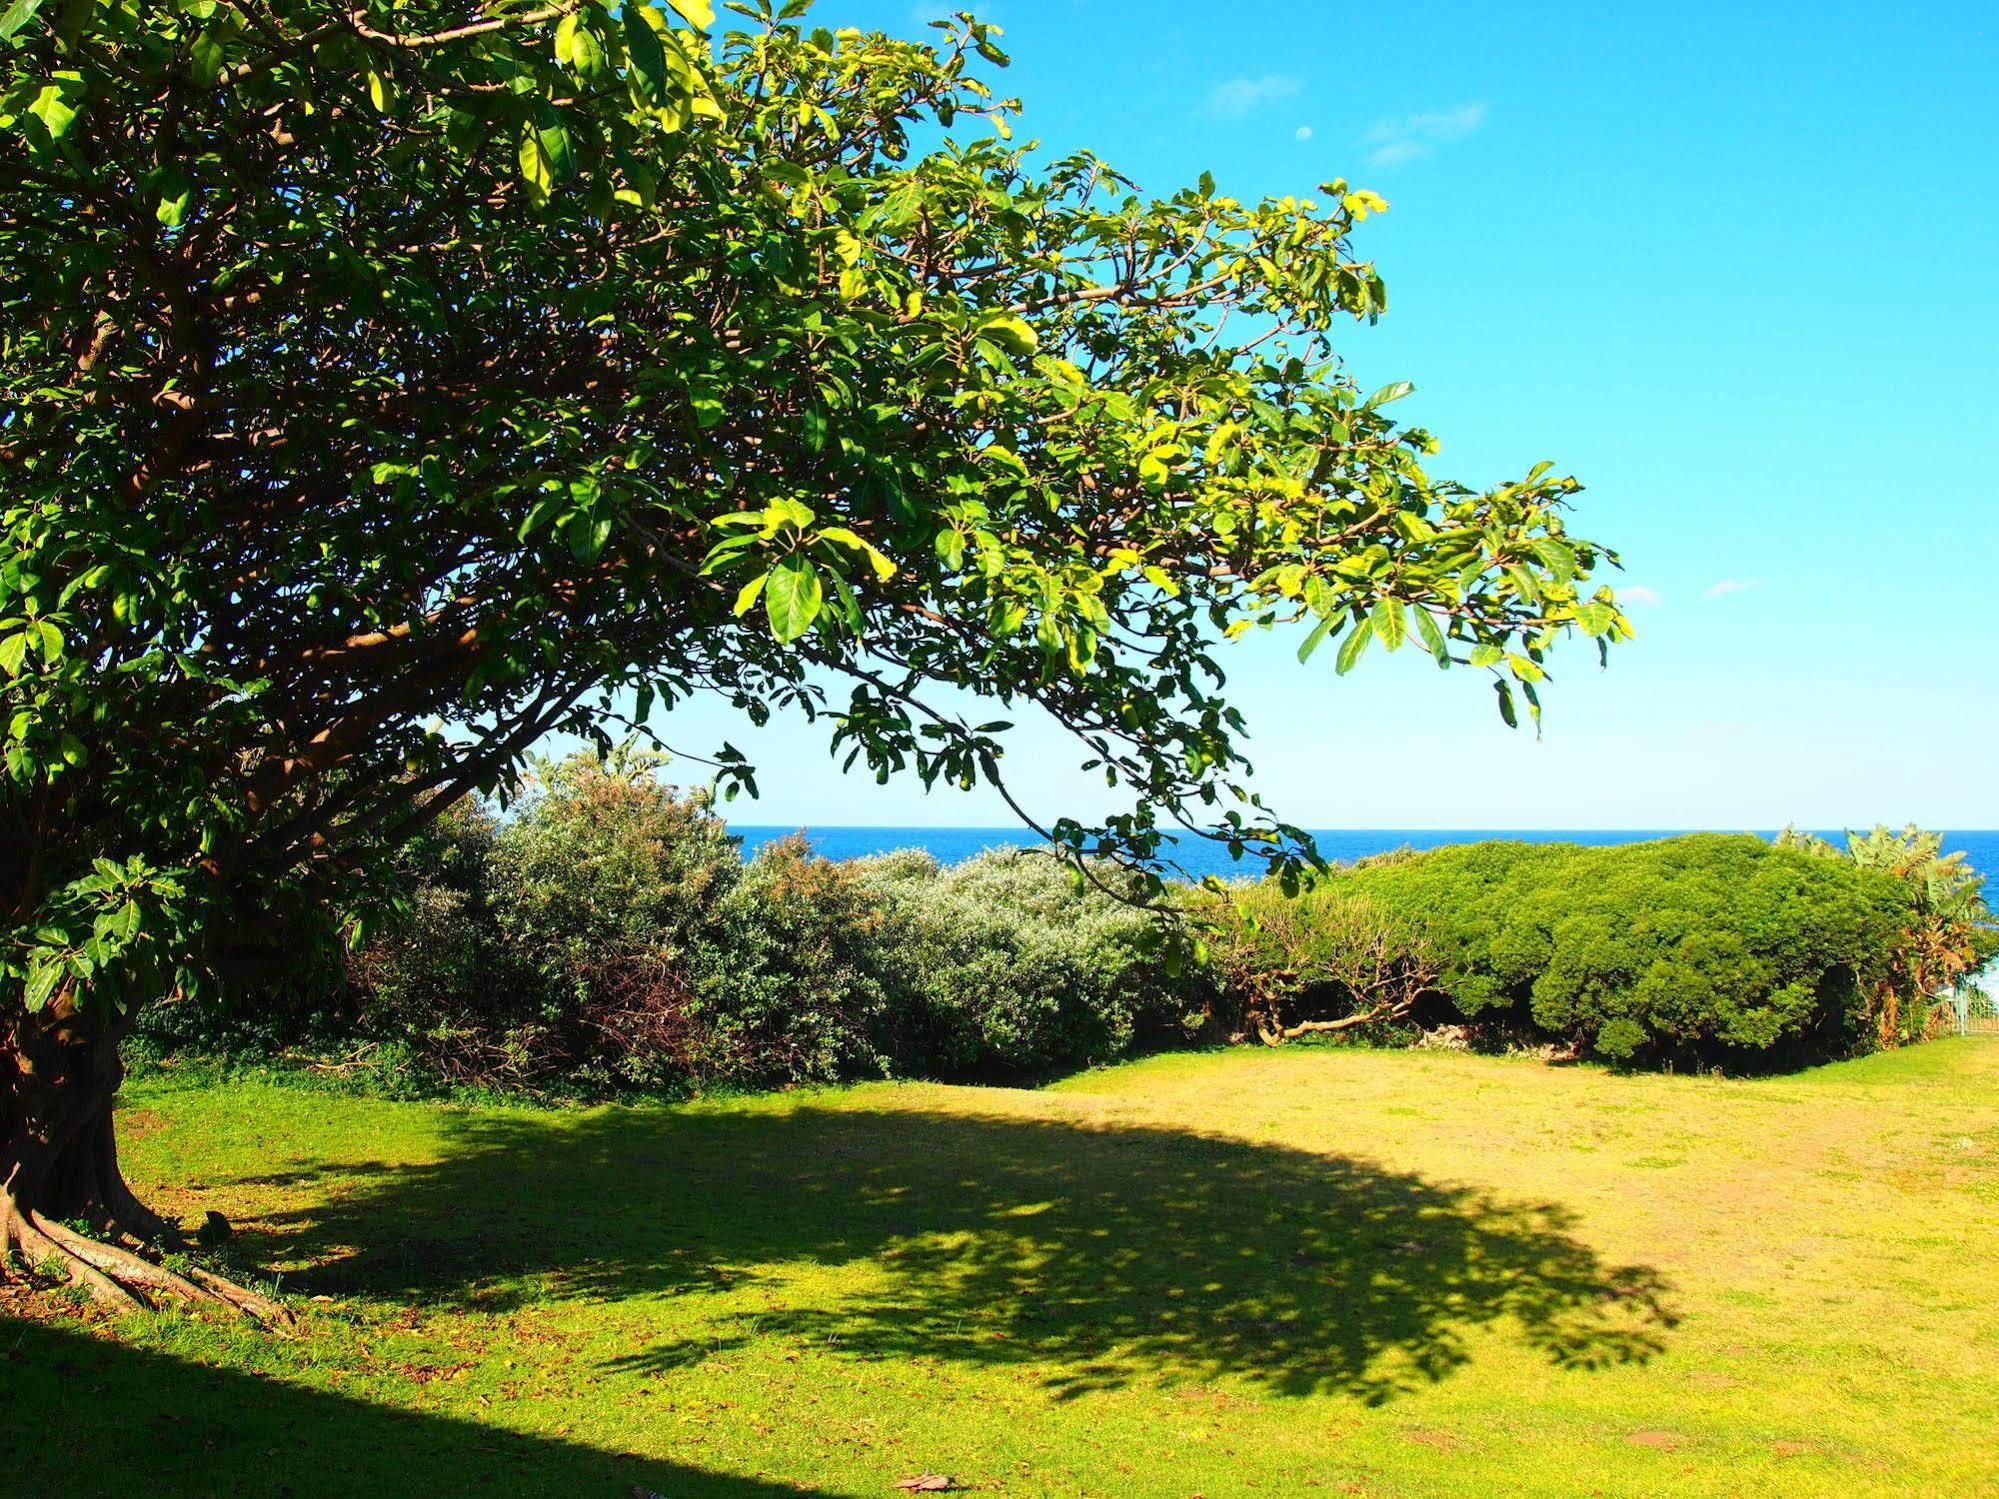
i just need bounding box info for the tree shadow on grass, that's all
[252,1100,1676,1405]
[0,1314,838,1499]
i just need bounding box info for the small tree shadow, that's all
[256,1101,1675,1404]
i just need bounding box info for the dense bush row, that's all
[1206,834,1969,1067]
[138,754,1987,1090]
[138,752,1196,1094]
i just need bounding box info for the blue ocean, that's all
[734,825,1999,886]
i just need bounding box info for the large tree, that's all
[0,0,1629,1314]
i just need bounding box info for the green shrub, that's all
[1203,883,1440,1046]
[1776,825,1999,1047]
[343,752,734,1091]
[372,754,897,1095]
[1206,835,1909,1067]
[1341,835,1907,1065]
[487,749,739,993]
[681,834,896,1088]
[338,753,1194,1093]
[855,847,1192,1077]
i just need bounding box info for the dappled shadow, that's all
[246,1099,1675,1404]
[0,1315,840,1498]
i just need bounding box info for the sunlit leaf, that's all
[764,554,823,642]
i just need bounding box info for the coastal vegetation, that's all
[1,0,1628,1312]
[1775,824,1996,1045]
[137,749,1996,1097]
[1209,833,1992,1067]
[137,750,1193,1093]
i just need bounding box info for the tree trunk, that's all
[1,1002,289,1324]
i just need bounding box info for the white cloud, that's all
[1620,585,1664,607]
[1363,101,1488,167]
[1367,140,1432,167]
[1705,579,1757,598]
[1294,125,1314,141]
[1207,74,1301,119]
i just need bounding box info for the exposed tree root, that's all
[179,1261,294,1325]
[1,1159,294,1328]
[2,1195,294,1326]
[3,1207,148,1313]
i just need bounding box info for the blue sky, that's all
[631,0,1999,830]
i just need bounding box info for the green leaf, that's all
[733,572,767,617]
[189,25,231,83]
[537,110,576,181]
[1494,678,1518,728]
[0,0,47,41]
[1390,510,1436,544]
[764,554,823,642]
[155,165,193,227]
[23,961,62,1013]
[1137,447,1178,491]
[818,527,896,580]
[765,497,814,532]
[1370,597,1406,652]
[35,619,61,660]
[974,314,1038,358]
[1334,615,1374,675]
[623,3,668,100]
[554,13,583,63]
[26,75,79,143]
[517,493,565,541]
[1412,606,1451,667]
[0,632,27,677]
[1365,380,1414,409]
[1572,601,1614,637]
[688,381,724,428]
[569,23,608,81]
[1296,612,1338,663]
[665,0,716,27]
[519,110,573,208]
[1528,537,1577,583]
[1204,421,1242,467]
[1342,188,1389,221]
[826,568,863,631]
[565,509,613,562]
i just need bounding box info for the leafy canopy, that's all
[0,0,1628,1022]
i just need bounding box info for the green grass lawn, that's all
[7,1040,1999,1497]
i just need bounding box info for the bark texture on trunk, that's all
[1,1004,289,1324]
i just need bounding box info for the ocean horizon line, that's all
[728,823,1999,834]
[730,824,1999,884]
